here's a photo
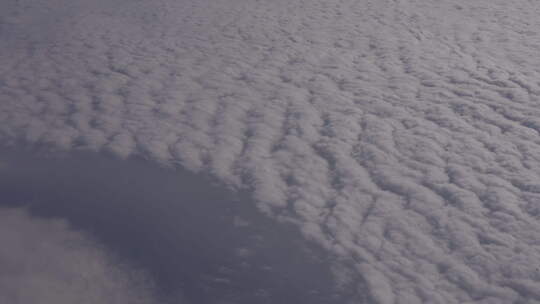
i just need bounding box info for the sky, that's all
[2,0,540,303]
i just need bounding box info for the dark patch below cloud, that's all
[0,148,362,304]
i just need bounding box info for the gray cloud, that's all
[0,207,158,304]
[2,0,540,302]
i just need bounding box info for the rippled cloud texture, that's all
[3,0,540,303]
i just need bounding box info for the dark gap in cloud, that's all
[0,146,361,304]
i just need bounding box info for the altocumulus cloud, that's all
[3,0,540,302]
[0,207,158,304]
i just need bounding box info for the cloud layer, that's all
[3,0,540,302]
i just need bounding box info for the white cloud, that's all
[0,207,158,304]
[3,0,540,302]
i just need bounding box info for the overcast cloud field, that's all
[2,0,540,303]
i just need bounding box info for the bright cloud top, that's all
[2,0,540,303]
